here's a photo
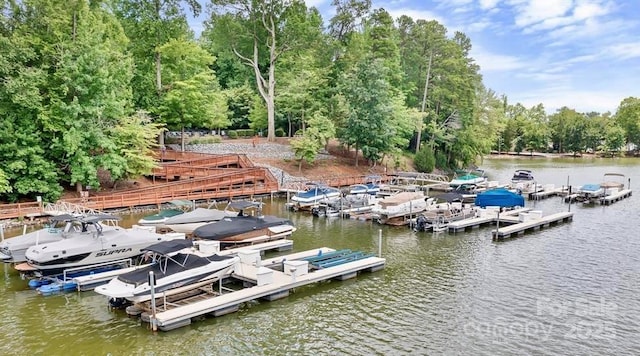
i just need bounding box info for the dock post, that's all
[22,224,27,236]
[149,271,157,332]
[378,229,382,257]
[0,223,4,242]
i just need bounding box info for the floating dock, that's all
[492,211,574,240]
[528,186,569,200]
[135,247,385,331]
[71,239,294,292]
[564,189,632,205]
[447,208,531,233]
[600,189,632,205]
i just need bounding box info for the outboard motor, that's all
[414,215,428,232]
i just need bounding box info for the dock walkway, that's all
[492,212,574,240]
[148,248,385,331]
[601,189,632,205]
[448,208,531,233]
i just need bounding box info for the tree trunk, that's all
[355,143,359,167]
[180,126,185,152]
[416,50,433,154]
[266,49,276,141]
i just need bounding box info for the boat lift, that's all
[302,249,376,269]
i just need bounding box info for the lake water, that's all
[1,157,638,355]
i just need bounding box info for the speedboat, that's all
[193,201,296,247]
[511,169,534,183]
[349,176,381,196]
[0,214,86,263]
[509,169,540,194]
[164,205,239,234]
[450,171,487,188]
[94,239,238,304]
[289,182,341,209]
[137,200,193,228]
[15,214,186,277]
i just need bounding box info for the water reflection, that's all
[0,157,639,354]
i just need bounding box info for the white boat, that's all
[574,184,605,203]
[449,172,487,188]
[0,214,86,263]
[192,202,296,247]
[348,176,381,196]
[14,215,186,277]
[371,192,434,225]
[414,202,478,232]
[94,239,238,304]
[164,206,238,234]
[137,200,193,228]
[600,173,626,195]
[289,182,341,209]
[511,169,534,183]
[312,193,378,218]
[575,173,627,203]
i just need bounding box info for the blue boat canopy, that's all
[474,188,524,208]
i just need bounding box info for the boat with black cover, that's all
[193,201,296,247]
[95,239,238,304]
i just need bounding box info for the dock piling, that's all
[149,271,157,332]
[378,229,382,257]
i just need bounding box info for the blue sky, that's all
[191,0,640,114]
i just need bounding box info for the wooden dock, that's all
[492,212,574,240]
[141,247,385,331]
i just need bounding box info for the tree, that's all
[0,169,10,194]
[615,97,640,150]
[602,123,626,155]
[110,111,165,185]
[207,0,323,142]
[338,58,399,166]
[112,0,200,104]
[290,135,321,172]
[328,0,371,43]
[157,39,229,150]
[549,107,586,155]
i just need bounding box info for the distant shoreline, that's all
[485,152,610,159]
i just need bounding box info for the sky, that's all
[190,0,640,114]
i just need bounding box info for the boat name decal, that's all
[96,248,133,257]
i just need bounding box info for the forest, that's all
[1,0,639,202]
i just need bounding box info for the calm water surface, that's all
[1,157,639,355]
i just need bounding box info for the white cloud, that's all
[607,42,640,60]
[385,8,445,24]
[513,0,574,28]
[478,0,500,10]
[516,88,625,113]
[304,0,330,8]
[470,46,527,71]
